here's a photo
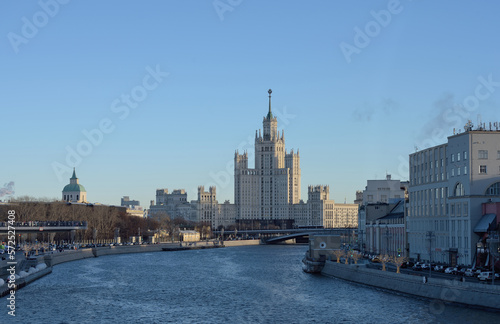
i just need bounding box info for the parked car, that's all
[464,269,475,277]
[478,272,493,281]
[444,267,456,274]
[433,265,444,272]
[401,261,414,269]
[473,269,483,277]
[412,263,423,271]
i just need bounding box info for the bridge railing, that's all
[0,221,88,228]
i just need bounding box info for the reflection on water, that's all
[1,245,498,323]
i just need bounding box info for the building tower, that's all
[234,89,301,226]
[62,168,87,203]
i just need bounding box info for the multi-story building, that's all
[407,122,500,266]
[234,89,301,226]
[234,90,357,229]
[149,189,193,221]
[192,186,219,229]
[149,90,358,230]
[358,175,408,252]
[365,199,406,256]
[121,196,144,217]
[121,196,140,209]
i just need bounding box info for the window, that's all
[451,169,454,177]
[497,150,500,159]
[478,150,488,159]
[486,182,500,195]
[454,183,464,196]
[464,151,467,160]
[457,152,461,161]
[479,165,487,174]
[464,166,467,175]
[457,167,461,176]
[451,154,455,162]
[463,202,468,216]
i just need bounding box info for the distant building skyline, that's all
[3,2,500,208]
[149,91,358,229]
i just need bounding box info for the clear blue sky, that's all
[1,0,500,207]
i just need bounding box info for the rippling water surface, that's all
[2,245,499,323]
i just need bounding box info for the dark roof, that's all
[377,199,404,220]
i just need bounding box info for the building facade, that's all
[148,90,358,230]
[149,189,194,221]
[358,175,408,252]
[365,199,406,256]
[234,89,301,225]
[407,122,500,266]
[233,90,357,229]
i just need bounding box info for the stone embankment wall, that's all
[322,261,500,311]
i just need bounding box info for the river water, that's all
[1,245,499,323]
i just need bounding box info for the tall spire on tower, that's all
[267,89,273,119]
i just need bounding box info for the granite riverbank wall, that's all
[322,260,500,311]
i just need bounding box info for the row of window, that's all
[413,163,500,186]
[477,150,500,160]
[63,194,80,201]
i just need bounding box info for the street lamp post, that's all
[384,226,392,256]
[426,231,435,278]
[487,231,499,286]
[358,230,364,254]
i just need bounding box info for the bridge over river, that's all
[214,228,357,244]
[0,221,88,234]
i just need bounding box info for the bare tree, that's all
[390,256,407,274]
[332,250,345,263]
[378,254,391,271]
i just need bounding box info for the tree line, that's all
[0,197,212,242]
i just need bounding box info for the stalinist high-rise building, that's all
[234,90,301,225]
[151,90,358,230]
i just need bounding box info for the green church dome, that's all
[63,183,86,192]
[62,168,86,193]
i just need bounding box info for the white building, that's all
[233,89,357,229]
[407,121,500,266]
[149,189,193,221]
[148,90,358,230]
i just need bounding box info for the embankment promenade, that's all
[322,260,500,311]
[1,240,261,297]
